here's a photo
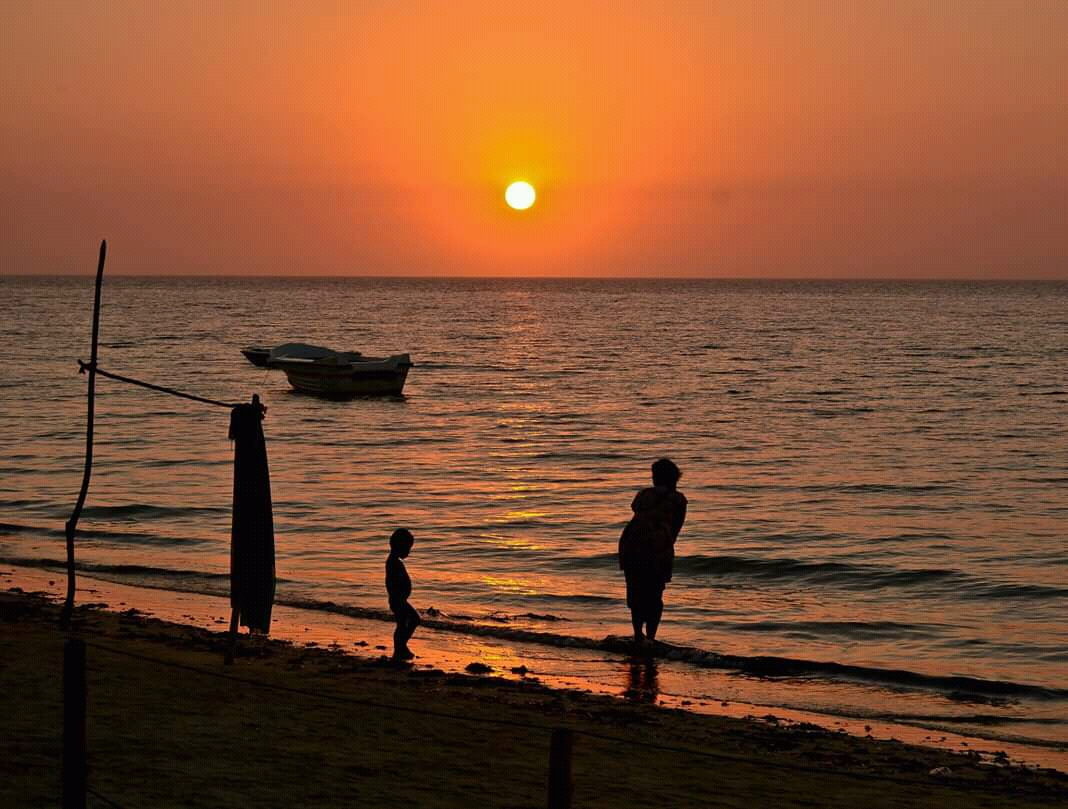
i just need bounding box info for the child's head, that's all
[651,458,681,489]
[390,528,415,557]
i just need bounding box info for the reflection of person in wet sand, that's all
[619,459,687,649]
[624,657,660,703]
[386,528,420,660]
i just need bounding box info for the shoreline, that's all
[4,562,1067,774]
[6,551,1063,704]
[4,588,1068,808]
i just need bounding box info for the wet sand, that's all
[4,587,1067,808]
[5,563,1067,771]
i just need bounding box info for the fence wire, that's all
[82,638,937,787]
[88,784,128,809]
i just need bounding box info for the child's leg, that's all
[401,602,421,644]
[393,616,408,657]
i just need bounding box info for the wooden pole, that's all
[61,240,107,628]
[546,728,573,809]
[225,608,240,665]
[63,638,87,809]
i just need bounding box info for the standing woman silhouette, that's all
[619,459,687,647]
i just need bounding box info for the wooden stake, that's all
[61,240,106,628]
[63,638,87,809]
[547,728,573,809]
[225,607,240,665]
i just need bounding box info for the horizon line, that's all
[4,272,1068,284]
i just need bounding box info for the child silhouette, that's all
[386,528,420,660]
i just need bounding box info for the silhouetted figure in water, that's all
[619,459,687,648]
[386,528,420,660]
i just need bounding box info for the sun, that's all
[505,181,536,211]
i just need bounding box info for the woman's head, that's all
[651,458,681,489]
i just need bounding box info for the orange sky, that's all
[1,1,1066,278]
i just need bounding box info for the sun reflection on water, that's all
[480,575,542,596]
[478,533,548,552]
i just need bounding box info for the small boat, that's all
[241,342,412,397]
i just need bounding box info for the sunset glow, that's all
[1,2,1066,277]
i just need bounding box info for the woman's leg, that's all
[645,587,665,641]
[626,574,644,642]
[631,609,645,642]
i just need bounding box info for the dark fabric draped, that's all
[229,403,275,633]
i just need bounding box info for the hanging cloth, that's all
[228,397,275,633]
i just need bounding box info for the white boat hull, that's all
[274,353,411,397]
[241,343,412,397]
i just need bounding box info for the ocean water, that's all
[2,276,1067,745]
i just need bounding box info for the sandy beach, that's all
[5,586,1066,809]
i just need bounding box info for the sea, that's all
[2,276,1067,754]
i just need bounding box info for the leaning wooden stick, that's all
[61,240,106,628]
